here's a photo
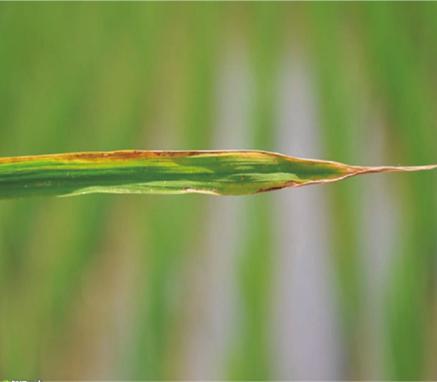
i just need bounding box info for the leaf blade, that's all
[0,150,435,199]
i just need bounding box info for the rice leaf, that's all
[0,150,435,199]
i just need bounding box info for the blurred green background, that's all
[1,2,436,380]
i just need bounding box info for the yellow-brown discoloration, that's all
[0,150,278,164]
[0,150,435,172]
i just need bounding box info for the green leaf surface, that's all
[0,150,435,199]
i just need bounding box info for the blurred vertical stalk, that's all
[308,4,365,379]
[133,4,218,379]
[228,4,282,379]
[364,4,437,379]
[0,4,124,375]
[42,4,162,376]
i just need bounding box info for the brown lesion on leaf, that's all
[0,150,207,164]
[63,150,198,161]
[0,149,316,164]
[255,180,300,194]
[57,150,245,162]
[59,149,295,162]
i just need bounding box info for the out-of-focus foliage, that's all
[0,3,436,380]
